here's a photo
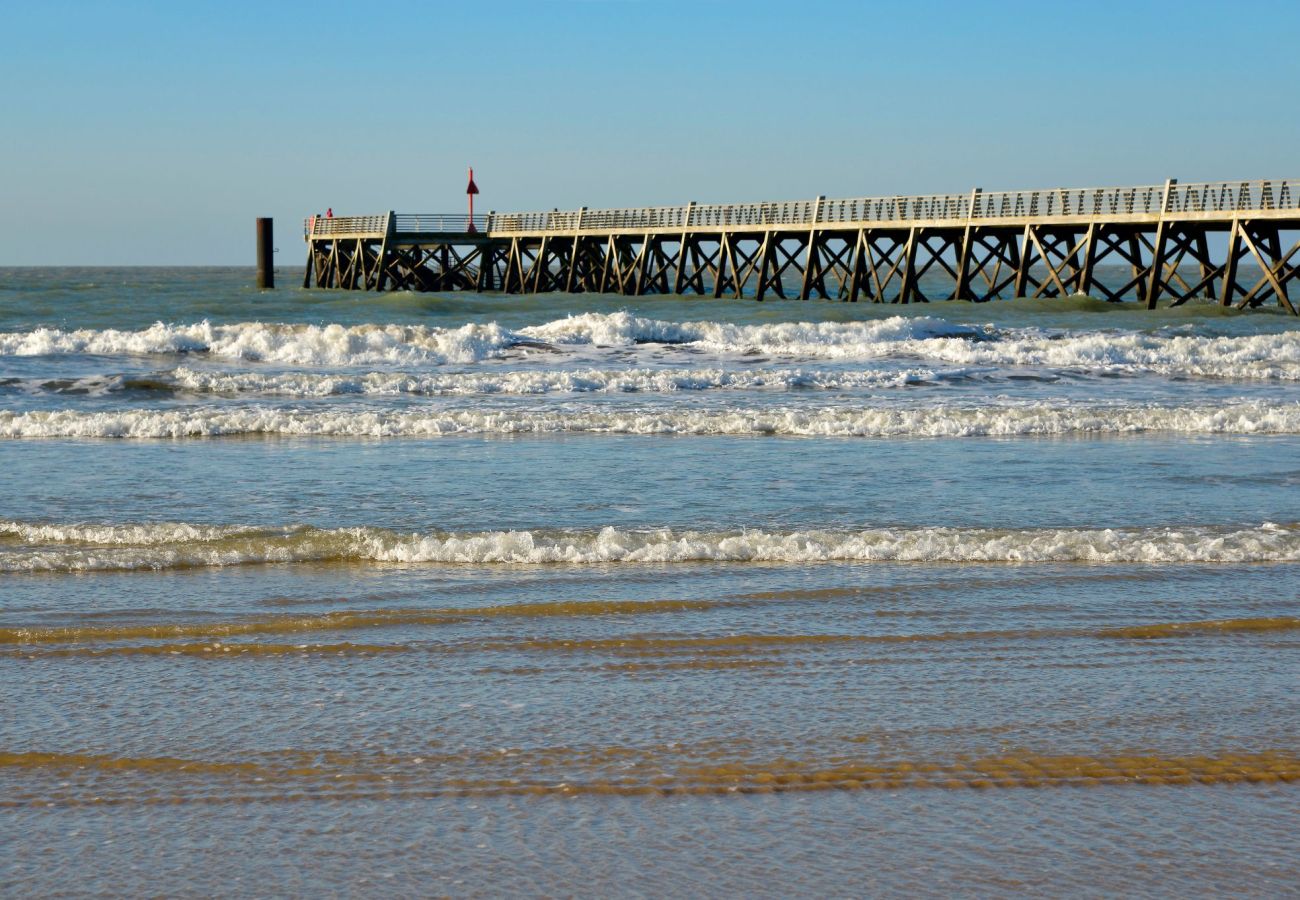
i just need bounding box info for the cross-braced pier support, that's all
[304,180,1300,313]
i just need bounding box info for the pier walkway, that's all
[303,178,1300,312]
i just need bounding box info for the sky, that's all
[1,0,1298,264]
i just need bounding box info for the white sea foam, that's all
[0,321,521,366]
[0,315,974,367]
[519,313,1300,378]
[929,328,1300,380]
[0,521,248,545]
[162,365,979,396]
[4,313,1298,378]
[1,400,1297,439]
[517,312,986,353]
[2,520,1297,572]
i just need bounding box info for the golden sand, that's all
[2,748,1295,804]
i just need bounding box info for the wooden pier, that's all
[303,178,1300,313]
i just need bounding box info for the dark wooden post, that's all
[256,218,274,289]
[1145,179,1176,309]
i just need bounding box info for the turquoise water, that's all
[2,268,1298,896]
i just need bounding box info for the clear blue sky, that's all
[2,0,1297,264]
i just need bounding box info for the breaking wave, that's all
[3,313,1299,378]
[3,520,1298,572]
[0,320,520,366]
[518,313,988,356]
[164,365,980,396]
[1,400,1298,439]
[0,365,990,398]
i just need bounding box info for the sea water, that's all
[1,268,1297,896]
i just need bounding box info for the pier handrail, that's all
[305,178,1300,238]
[484,179,1300,232]
[307,214,390,237]
[1167,179,1296,214]
[305,212,491,238]
[392,213,489,233]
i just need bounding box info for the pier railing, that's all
[303,176,1300,311]
[392,214,487,233]
[308,214,389,237]
[486,178,1300,233]
[306,213,490,237]
[306,178,1299,239]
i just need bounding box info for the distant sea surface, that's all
[2,267,1297,896]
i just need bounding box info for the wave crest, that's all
[3,521,1297,572]
[1,400,1297,439]
[0,321,519,366]
[3,313,1299,378]
[162,365,976,397]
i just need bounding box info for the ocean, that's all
[1,267,1297,896]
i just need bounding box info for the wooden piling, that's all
[256,218,274,289]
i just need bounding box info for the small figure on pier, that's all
[325,208,333,218]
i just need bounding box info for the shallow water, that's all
[1,268,1297,896]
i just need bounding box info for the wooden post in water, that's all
[256,217,274,289]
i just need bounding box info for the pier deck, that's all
[304,179,1300,312]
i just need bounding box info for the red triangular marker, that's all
[466,167,479,195]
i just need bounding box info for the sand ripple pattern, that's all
[2,748,1295,805]
[5,614,1296,653]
